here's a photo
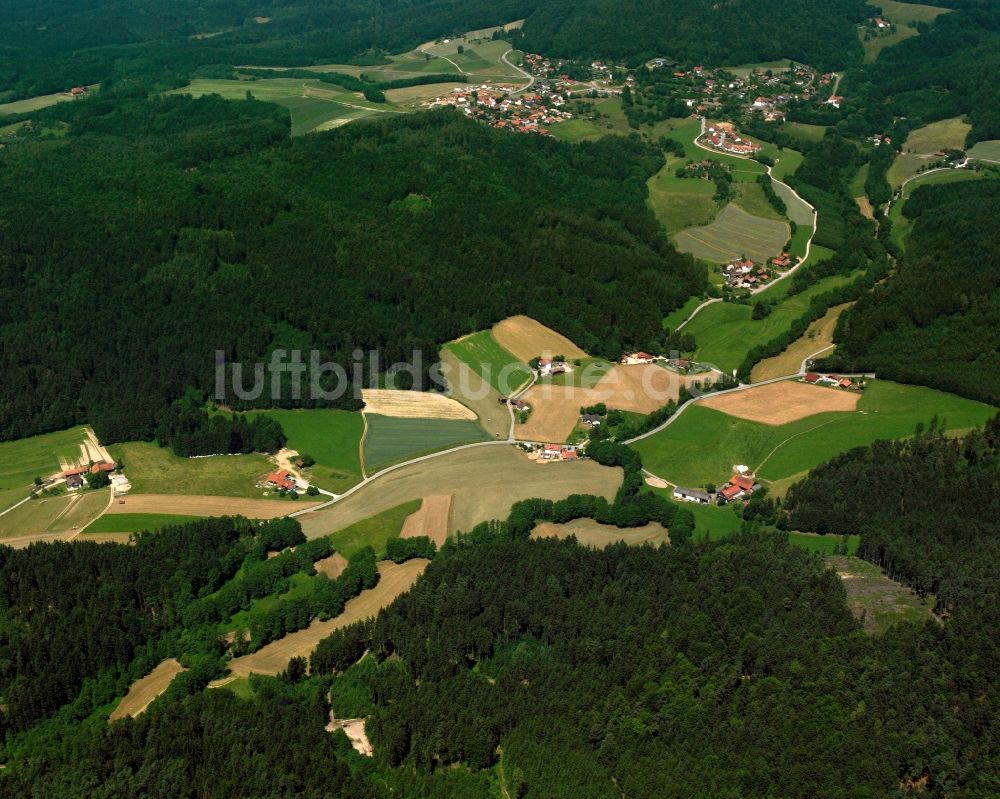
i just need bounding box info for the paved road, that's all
[501,49,535,94]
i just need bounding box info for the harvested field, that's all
[314,552,348,579]
[701,381,859,425]
[675,204,789,265]
[361,389,476,420]
[751,303,852,382]
[300,446,621,540]
[438,349,510,439]
[400,494,452,546]
[0,490,109,538]
[854,196,874,219]
[110,659,185,721]
[491,315,588,361]
[221,559,429,677]
[532,518,670,547]
[517,365,705,442]
[104,494,318,518]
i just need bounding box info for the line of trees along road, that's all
[0,93,702,447]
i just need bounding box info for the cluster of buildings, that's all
[803,373,858,390]
[673,466,761,505]
[62,459,130,495]
[722,252,795,290]
[426,84,573,134]
[539,443,579,461]
[702,122,762,155]
[263,469,298,492]
[537,357,569,376]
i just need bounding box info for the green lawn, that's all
[633,379,996,489]
[646,157,719,235]
[363,414,491,472]
[259,409,364,491]
[444,331,532,395]
[108,441,275,498]
[733,182,785,221]
[85,513,204,533]
[0,427,89,512]
[328,499,421,558]
[968,140,1000,163]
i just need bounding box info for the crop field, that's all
[0,426,89,512]
[682,269,860,373]
[733,182,786,221]
[260,408,363,490]
[828,555,934,634]
[104,493,314,518]
[770,179,814,225]
[751,302,852,381]
[361,389,475,420]
[634,380,996,489]
[383,82,466,104]
[674,204,789,264]
[300,445,622,540]
[400,494,452,546]
[363,414,491,471]
[107,441,274,498]
[702,380,859,424]
[888,117,972,188]
[968,140,1000,163]
[444,330,532,395]
[328,500,420,558]
[85,513,204,534]
[220,559,430,678]
[438,349,510,439]
[492,316,589,362]
[110,659,186,721]
[0,489,109,539]
[532,518,670,547]
[871,0,949,25]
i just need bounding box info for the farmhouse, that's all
[718,484,742,502]
[537,358,567,376]
[265,469,297,490]
[510,399,530,412]
[560,448,579,461]
[770,253,791,269]
[90,460,115,474]
[66,473,84,491]
[673,487,711,504]
[621,351,656,365]
[667,358,691,370]
[70,86,87,97]
[580,413,602,426]
[804,372,820,384]
[541,443,563,459]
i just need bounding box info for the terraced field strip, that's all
[218,559,430,677]
[110,659,185,721]
[491,315,588,362]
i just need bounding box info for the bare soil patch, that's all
[701,381,859,425]
[854,196,874,219]
[644,475,669,489]
[327,717,372,756]
[220,559,429,677]
[110,659,185,721]
[400,494,452,547]
[361,389,476,420]
[491,315,588,361]
[532,518,670,547]
[105,494,319,518]
[314,552,348,579]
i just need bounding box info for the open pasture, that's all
[327,500,420,559]
[647,158,721,235]
[105,494,314,518]
[532,518,670,548]
[634,380,995,489]
[862,24,919,62]
[110,659,185,721]
[780,122,827,144]
[260,408,363,490]
[363,414,490,472]
[444,330,532,395]
[888,117,972,188]
[0,489,108,539]
[674,204,789,264]
[968,140,1000,163]
[400,494,452,547]
[701,380,859,424]
[0,426,89,512]
[220,559,430,678]
[0,86,98,115]
[361,389,475,420]
[871,0,949,25]
[751,302,851,381]
[300,445,622,540]
[491,316,589,362]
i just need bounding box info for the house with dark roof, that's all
[673,487,711,504]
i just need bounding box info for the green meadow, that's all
[328,500,421,558]
[0,427,89,512]
[633,379,996,489]
[260,409,364,490]
[444,331,532,394]
[674,204,789,265]
[363,414,491,472]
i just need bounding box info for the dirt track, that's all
[491,315,588,361]
[105,494,319,518]
[400,494,452,546]
[110,658,185,721]
[218,559,429,677]
[701,380,859,425]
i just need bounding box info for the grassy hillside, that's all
[259,409,364,491]
[0,426,89,512]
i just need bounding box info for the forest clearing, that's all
[109,659,186,721]
[532,518,670,547]
[700,380,860,425]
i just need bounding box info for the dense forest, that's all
[0,93,702,444]
[517,0,870,70]
[821,180,1000,406]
